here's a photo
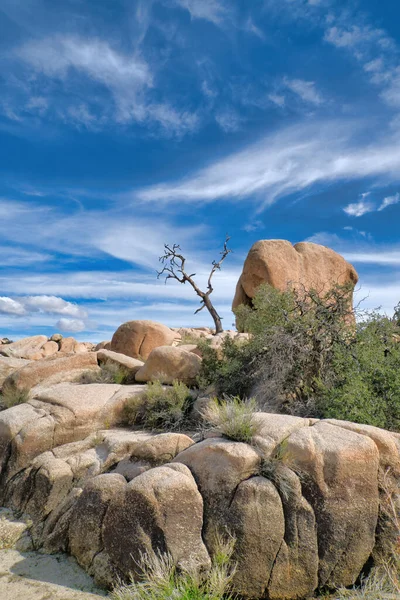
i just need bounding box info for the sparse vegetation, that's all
[200,396,261,443]
[0,382,30,409]
[257,441,294,501]
[78,361,133,385]
[110,531,236,600]
[122,380,193,431]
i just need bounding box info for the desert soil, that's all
[0,548,108,600]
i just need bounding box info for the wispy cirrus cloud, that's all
[343,191,400,216]
[172,0,229,26]
[378,192,400,211]
[134,119,400,208]
[9,34,198,135]
[282,77,324,105]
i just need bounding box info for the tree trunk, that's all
[203,295,223,334]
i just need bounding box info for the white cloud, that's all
[378,192,400,211]
[343,200,375,217]
[344,251,400,265]
[14,35,197,135]
[57,318,86,333]
[324,25,392,51]
[242,220,264,232]
[173,0,229,25]
[268,93,285,108]
[0,295,87,318]
[134,119,400,208]
[17,35,151,91]
[22,296,87,318]
[0,247,51,267]
[215,108,241,132]
[283,77,323,105]
[244,18,265,40]
[0,297,26,316]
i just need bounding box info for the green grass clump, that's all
[122,380,192,431]
[79,361,133,385]
[0,382,30,409]
[200,396,261,444]
[110,532,235,600]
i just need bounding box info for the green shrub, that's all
[318,312,400,430]
[110,532,235,600]
[0,382,30,409]
[199,282,400,430]
[79,361,133,385]
[122,380,193,431]
[200,396,261,443]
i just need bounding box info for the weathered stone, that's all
[252,412,311,456]
[4,352,98,392]
[233,240,358,322]
[0,357,31,387]
[94,341,111,351]
[69,474,126,570]
[174,438,261,548]
[0,384,147,489]
[229,476,285,598]
[111,320,180,360]
[0,335,48,360]
[58,337,77,353]
[135,346,201,385]
[284,421,380,587]
[103,464,210,578]
[97,349,144,376]
[267,466,318,600]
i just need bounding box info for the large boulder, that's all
[111,320,180,360]
[0,336,49,360]
[135,346,201,385]
[233,240,358,316]
[102,463,211,579]
[284,421,380,588]
[3,352,99,392]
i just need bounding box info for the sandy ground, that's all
[0,549,108,600]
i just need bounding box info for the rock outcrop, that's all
[3,352,99,392]
[0,377,399,599]
[111,320,181,360]
[233,240,358,317]
[135,346,202,385]
[0,336,50,360]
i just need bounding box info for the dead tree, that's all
[157,236,231,334]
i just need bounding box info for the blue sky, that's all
[1,0,400,342]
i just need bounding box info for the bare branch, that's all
[194,303,206,315]
[158,236,232,334]
[207,235,232,294]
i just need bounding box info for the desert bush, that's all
[110,531,236,600]
[0,382,30,409]
[318,312,400,429]
[199,283,354,415]
[199,283,400,429]
[79,361,133,385]
[122,380,193,431]
[200,396,261,443]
